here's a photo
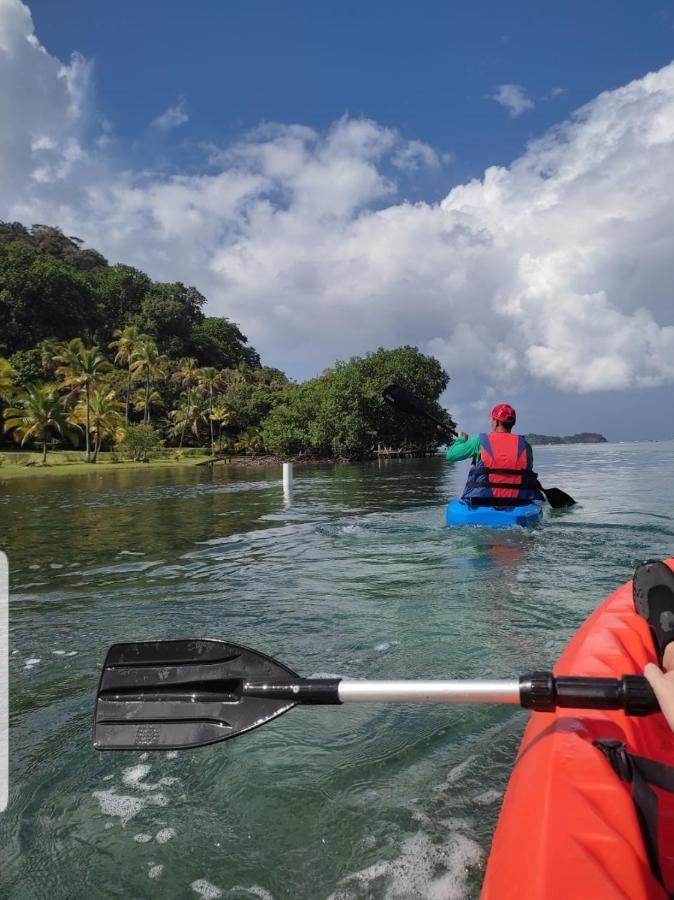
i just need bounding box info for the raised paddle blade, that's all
[382,384,447,431]
[382,383,427,417]
[94,639,299,751]
[541,486,576,509]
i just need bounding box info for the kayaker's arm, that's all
[445,434,480,463]
[445,434,534,466]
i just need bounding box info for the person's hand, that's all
[644,662,674,730]
[457,431,468,441]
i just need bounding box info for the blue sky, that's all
[4,0,674,439]
[29,0,674,190]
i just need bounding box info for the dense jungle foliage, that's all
[0,222,454,461]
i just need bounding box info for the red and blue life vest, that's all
[461,432,542,507]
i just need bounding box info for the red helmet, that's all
[490,403,516,425]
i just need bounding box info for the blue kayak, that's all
[445,498,543,528]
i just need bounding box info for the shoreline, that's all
[0,452,345,481]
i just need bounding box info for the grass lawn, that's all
[0,450,214,479]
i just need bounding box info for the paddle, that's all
[381,383,449,433]
[93,639,658,751]
[382,383,576,509]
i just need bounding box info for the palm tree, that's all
[129,339,165,425]
[197,367,224,456]
[172,357,200,391]
[36,338,60,378]
[74,388,123,461]
[210,400,231,451]
[55,339,111,462]
[169,388,209,448]
[0,358,17,401]
[4,384,79,464]
[131,385,164,423]
[234,426,264,455]
[110,325,150,424]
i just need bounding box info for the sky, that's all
[2,0,674,440]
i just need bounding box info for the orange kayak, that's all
[482,561,674,899]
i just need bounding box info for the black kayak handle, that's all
[520,672,659,716]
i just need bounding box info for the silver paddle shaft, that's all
[337,679,521,704]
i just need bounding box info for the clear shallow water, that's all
[1,442,674,899]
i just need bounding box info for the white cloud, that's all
[3,0,674,435]
[489,84,534,118]
[152,97,188,131]
[0,0,90,196]
[392,139,440,171]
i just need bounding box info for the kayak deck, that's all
[445,498,543,528]
[482,561,674,899]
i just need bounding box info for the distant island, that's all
[525,433,607,446]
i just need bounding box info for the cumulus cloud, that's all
[152,97,189,131]
[3,0,674,434]
[0,0,91,196]
[392,139,440,171]
[489,84,534,118]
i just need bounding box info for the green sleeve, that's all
[445,434,481,463]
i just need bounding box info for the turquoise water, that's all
[2,442,674,899]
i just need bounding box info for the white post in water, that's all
[283,462,293,499]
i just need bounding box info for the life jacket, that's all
[461,432,542,507]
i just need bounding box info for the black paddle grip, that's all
[519,672,659,716]
[243,679,343,704]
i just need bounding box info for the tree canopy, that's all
[0,222,255,371]
[0,221,455,462]
[263,346,455,458]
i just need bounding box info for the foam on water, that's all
[24,658,40,669]
[92,790,145,826]
[229,887,276,900]
[374,640,401,652]
[433,756,475,794]
[474,789,502,806]
[155,827,176,843]
[191,879,223,899]
[92,788,168,826]
[120,764,177,792]
[134,833,152,843]
[148,864,164,879]
[328,830,484,900]
[122,764,152,788]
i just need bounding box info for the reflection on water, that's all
[2,445,674,898]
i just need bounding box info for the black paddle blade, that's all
[541,487,576,509]
[382,383,447,431]
[382,383,426,417]
[94,639,299,751]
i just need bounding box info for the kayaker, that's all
[635,559,674,731]
[445,403,544,507]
